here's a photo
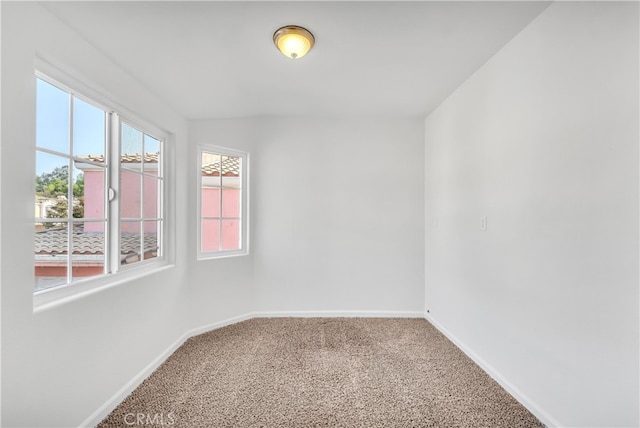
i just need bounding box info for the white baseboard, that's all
[252,310,425,318]
[424,313,561,428]
[79,332,190,427]
[186,313,255,338]
[79,313,253,428]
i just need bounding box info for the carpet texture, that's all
[98,318,544,427]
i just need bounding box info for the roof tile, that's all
[35,228,157,256]
[77,153,239,176]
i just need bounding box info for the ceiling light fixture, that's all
[273,25,315,59]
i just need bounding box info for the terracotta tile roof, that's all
[120,233,158,255]
[79,153,159,164]
[202,157,240,177]
[34,228,157,256]
[77,153,239,176]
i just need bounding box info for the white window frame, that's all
[197,145,249,260]
[113,117,166,272]
[34,66,172,312]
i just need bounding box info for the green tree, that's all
[73,173,84,197]
[37,166,85,228]
[35,167,84,198]
[46,178,68,196]
[47,197,84,220]
[35,165,69,197]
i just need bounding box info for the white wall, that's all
[186,120,257,329]
[9,1,637,427]
[191,117,425,314]
[0,5,426,422]
[1,3,192,427]
[424,2,639,427]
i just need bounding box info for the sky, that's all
[35,77,160,179]
[36,77,105,176]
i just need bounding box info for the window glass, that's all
[35,78,106,289]
[35,75,166,294]
[73,97,105,160]
[35,222,68,291]
[199,148,246,257]
[36,78,69,154]
[119,121,163,267]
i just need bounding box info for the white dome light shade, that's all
[273,26,315,59]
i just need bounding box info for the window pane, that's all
[120,171,142,219]
[71,167,87,220]
[35,223,68,291]
[221,220,240,250]
[36,78,69,154]
[71,221,105,280]
[75,164,105,220]
[221,156,240,218]
[121,123,143,170]
[221,188,240,218]
[143,220,160,261]
[221,155,240,189]
[143,134,160,173]
[201,152,221,187]
[35,195,57,222]
[201,219,220,253]
[73,97,105,160]
[143,176,160,219]
[121,221,141,265]
[36,152,70,219]
[201,187,220,218]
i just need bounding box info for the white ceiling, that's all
[42,1,550,119]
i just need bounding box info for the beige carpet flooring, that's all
[98,318,544,427]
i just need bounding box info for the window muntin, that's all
[199,147,247,258]
[35,78,108,291]
[34,74,165,293]
[119,122,164,266]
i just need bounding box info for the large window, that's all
[198,147,248,258]
[35,74,165,294]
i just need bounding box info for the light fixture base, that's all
[273,25,315,59]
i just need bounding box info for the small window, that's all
[198,147,248,258]
[35,73,166,294]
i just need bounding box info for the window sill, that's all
[197,250,249,261]
[33,261,175,313]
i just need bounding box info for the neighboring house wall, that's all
[82,168,104,227]
[34,197,55,220]
[201,188,240,251]
[84,167,240,250]
[119,169,158,233]
[83,167,158,233]
[35,265,103,278]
